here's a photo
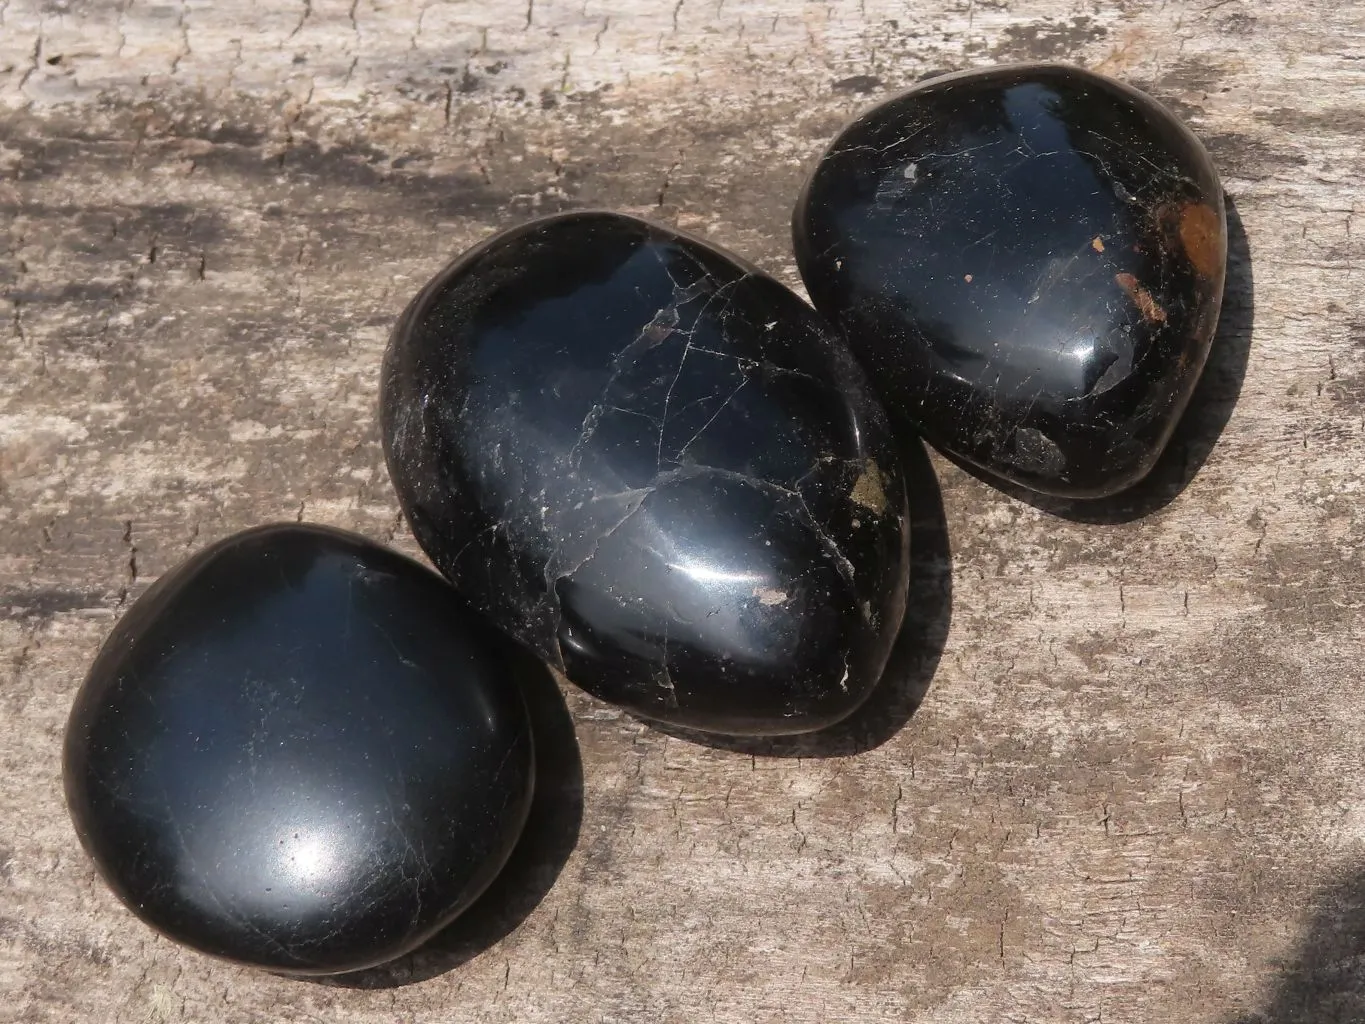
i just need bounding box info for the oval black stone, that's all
[794,63,1227,498]
[381,211,909,737]
[62,523,534,975]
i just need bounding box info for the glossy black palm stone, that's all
[63,524,534,975]
[381,211,910,736]
[794,63,1227,498]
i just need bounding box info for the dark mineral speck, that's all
[62,523,534,975]
[794,63,1227,498]
[381,211,910,737]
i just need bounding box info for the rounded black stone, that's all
[794,63,1227,499]
[381,211,909,737]
[62,523,534,975]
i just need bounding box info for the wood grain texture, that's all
[1,1,1363,1021]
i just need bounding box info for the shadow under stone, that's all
[1233,866,1365,1024]
[316,645,584,990]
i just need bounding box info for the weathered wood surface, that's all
[1,1,1363,1021]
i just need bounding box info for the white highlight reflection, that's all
[667,560,763,586]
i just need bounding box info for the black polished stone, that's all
[794,63,1227,498]
[62,523,534,975]
[381,211,909,737]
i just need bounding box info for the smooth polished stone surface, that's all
[794,63,1227,498]
[63,524,534,975]
[382,211,909,736]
